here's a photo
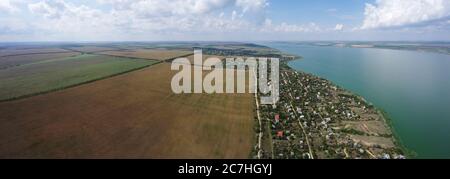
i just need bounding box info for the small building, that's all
[277,131,284,137]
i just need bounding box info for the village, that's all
[255,59,406,159]
[200,46,406,159]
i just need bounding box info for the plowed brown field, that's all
[0,62,255,159]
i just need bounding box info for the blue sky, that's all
[0,0,449,41]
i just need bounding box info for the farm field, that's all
[0,52,81,70]
[65,46,122,53]
[97,49,193,61]
[0,62,255,158]
[0,54,159,101]
[0,47,73,57]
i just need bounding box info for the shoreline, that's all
[278,53,409,158]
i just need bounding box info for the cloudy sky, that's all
[1,0,449,41]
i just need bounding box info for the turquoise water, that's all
[264,42,450,158]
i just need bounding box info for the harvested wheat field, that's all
[0,62,255,159]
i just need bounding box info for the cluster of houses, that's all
[257,66,406,159]
[201,48,406,159]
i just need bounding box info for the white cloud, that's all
[235,0,268,24]
[362,0,450,29]
[231,10,238,20]
[129,0,233,17]
[0,0,19,13]
[0,18,28,32]
[98,0,232,13]
[334,24,344,31]
[27,0,120,39]
[98,0,267,20]
[26,0,272,36]
[28,0,67,19]
[262,20,322,33]
[235,0,268,13]
[1,0,369,41]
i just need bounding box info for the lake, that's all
[264,42,450,158]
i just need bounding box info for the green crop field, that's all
[0,54,159,101]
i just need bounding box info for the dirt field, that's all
[0,62,255,159]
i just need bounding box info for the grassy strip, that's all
[340,128,367,136]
